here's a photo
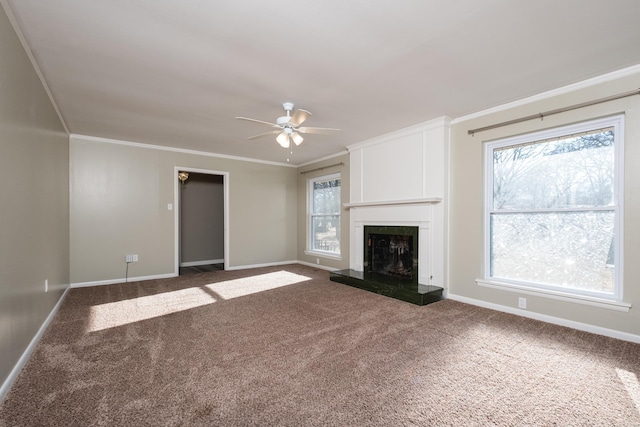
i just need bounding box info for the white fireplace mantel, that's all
[344,197,442,209]
[346,116,450,291]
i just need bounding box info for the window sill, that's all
[305,250,342,261]
[476,279,631,312]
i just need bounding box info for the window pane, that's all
[493,129,614,210]
[312,215,340,253]
[491,211,614,294]
[313,179,341,214]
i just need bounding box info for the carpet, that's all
[1,264,639,426]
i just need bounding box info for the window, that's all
[484,115,624,302]
[308,173,341,257]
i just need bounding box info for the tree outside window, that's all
[309,174,341,255]
[485,115,623,300]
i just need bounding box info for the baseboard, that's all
[71,273,177,288]
[296,260,338,272]
[0,286,70,403]
[447,293,640,344]
[226,260,340,272]
[225,260,298,271]
[179,259,224,267]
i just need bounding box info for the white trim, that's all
[344,197,442,208]
[71,273,177,288]
[452,64,640,124]
[179,259,224,267]
[483,115,625,302]
[70,134,296,168]
[475,279,631,312]
[304,250,342,261]
[0,287,70,403]
[174,167,230,274]
[224,260,298,271]
[0,1,70,135]
[296,260,337,272]
[447,293,640,344]
[308,173,342,257]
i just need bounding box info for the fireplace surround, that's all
[330,206,443,305]
[364,225,418,282]
[330,117,449,305]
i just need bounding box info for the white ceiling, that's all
[4,0,640,165]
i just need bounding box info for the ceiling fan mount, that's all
[236,102,340,149]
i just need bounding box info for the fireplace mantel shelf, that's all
[343,197,442,208]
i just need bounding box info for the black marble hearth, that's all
[329,269,444,306]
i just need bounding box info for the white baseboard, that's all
[0,286,70,403]
[72,261,335,287]
[179,259,224,267]
[225,260,298,271]
[226,260,340,272]
[71,273,177,288]
[296,260,338,272]
[447,293,640,344]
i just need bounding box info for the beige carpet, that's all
[1,264,639,426]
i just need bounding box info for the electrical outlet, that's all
[133,254,138,262]
[518,297,527,309]
[316,258,320,265]
[45,279,48,293]
[126,254,139,263]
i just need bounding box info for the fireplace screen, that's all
[364,226,418,281]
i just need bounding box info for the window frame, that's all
[306,172,342,259]
[482,114,625,305]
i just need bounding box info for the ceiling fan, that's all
[235,102,340,148]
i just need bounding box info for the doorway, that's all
[174,167,229,275]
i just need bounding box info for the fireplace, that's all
[364,225,418,283]
[330,222,442,306]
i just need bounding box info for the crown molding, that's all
[69,134,299,168]
[1,0,70,134]
[452,64,640,125]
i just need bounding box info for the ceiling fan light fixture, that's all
[236,102,340,153]
[292,132,303,145]
[276,132,290,148]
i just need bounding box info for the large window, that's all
[309,173,341,256]
[484,115,624,302]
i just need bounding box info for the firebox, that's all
[363,225,418,283]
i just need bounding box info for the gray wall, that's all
[180,173,224,264]
[450,71,640,336]
[0,6,69,390]
[296,154,350,270]
[70,135,298,284]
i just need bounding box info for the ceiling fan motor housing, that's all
[276,116,291,126]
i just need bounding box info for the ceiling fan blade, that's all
[289,109,311,127]
[298,126,341,135]
[235,117,280,128]
[247,130,281,140]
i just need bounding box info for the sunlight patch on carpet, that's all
[616,368,640,413]
[204,270,311,300]
[87,287,216,332]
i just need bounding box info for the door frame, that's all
[174,166,229,274]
